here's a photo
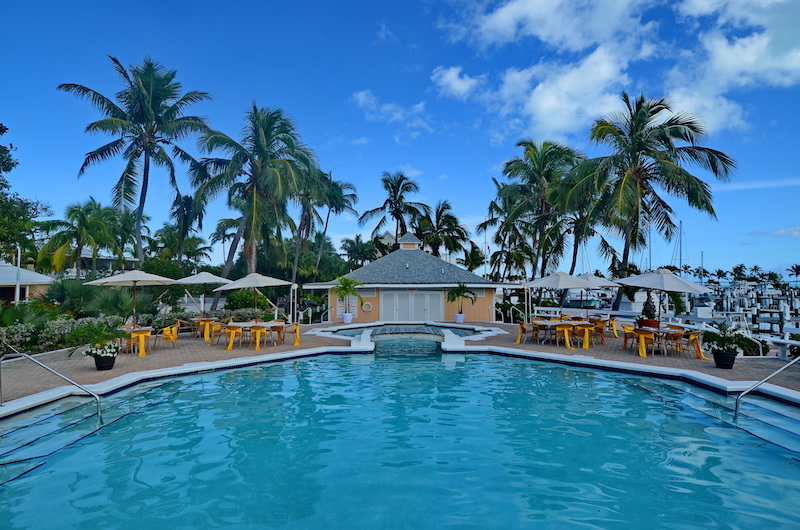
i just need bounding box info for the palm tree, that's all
[750,264,763,281]
[38,198,116,279]
[414,200,469,258]
[170,192,203,265]
[580,92,735,309]
[58,56,211,264]
[341,234,375,267]
[713,269,729,284]
[457,241,486,272]
[731,264,747,281]
[787,264,800,288]
[210,217,239,263]
[503,140,583,278]
[358,171,430,248]
[194,105,312,278]
[290,165,325,284]
[314,175,358,281]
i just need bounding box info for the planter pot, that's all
[637,318,660,329]
[342,313,353,324]
[94,356,116,371]
[454,313,465,324]
[713,351,737,369]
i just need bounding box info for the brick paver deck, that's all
[2,322,798,408]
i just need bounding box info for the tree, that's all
[58,56,211,264]
[731,264,747,281]
[503,140,583,278]
[414,200,469,258]
[170,192,202,265]
[446,283,476,315]
[358,171,430,248]
[457,241,486,272]
[0,123,18,175]
[341,234,375,267]
[787,264,800,288]
[314,175,357,281]
[38,198,117,279]
[581,92,735,310]
[194,105,312,283]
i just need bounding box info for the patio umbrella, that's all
[525,272,591,316]
[177,272,232,316]
[576,273,620,316]
[616,268,711,319]
[84,270,179,325]
[212,273,292,318]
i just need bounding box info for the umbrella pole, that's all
[132,282,137,326]
[253,288,258,320]
[203,285,207,317]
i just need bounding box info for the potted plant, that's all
[331,277,363,324]
[68,323,127,371]
[637,290,660,328]
[447,283,476,324]
[702,322,746,369]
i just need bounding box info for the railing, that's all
[734,354,800,420]
[1,347,104,424]
[319,309,330,323]
[297,307,313,325]
[508,306,525,324]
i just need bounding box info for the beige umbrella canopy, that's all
[616,268,711,319]
[213,273,292,318]
[526,272,591,290]
[84,270,179,324]
[177,272,232,316]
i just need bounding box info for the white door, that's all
[412,292,427,321]
[380,290,444,321]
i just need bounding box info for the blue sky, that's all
[2,0,800,278]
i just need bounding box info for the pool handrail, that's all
[1,347,104,424]
[734,353,800,421]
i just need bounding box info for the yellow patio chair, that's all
[224,324,244,350]
[634,329,656,358]
[621,324,635,350]
[554,323,575,350]
[153,324,179,350]
[574,323,594,349]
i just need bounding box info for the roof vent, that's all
[406,263,409,269]
[441,267,444,274]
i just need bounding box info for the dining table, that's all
[531,320,594,350]
[191,317,216,341]
[119,326,153,356]
[224,321,285,351]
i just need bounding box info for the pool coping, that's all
[2,337,799,420]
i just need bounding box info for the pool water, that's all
[2,340,800,528]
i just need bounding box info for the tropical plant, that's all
[66,322,126,357]
[37,198,117,278]
[414,200,469,257]
[314,175,358,280]
[194,105,313,280]
[58,56,210,264]
[330,276,363,314]
[702,322,751,356]
[358,171,430,248]
[577,92,735,310]
[341,235,376,267]
[446,283,476,314]
[457,241,486,272]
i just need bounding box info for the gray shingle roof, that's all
[341,249,499,285]
[397,232,421,244]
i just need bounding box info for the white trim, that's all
[305,283,502,290]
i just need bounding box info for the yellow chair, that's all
[249,324,273,351]
[224,325,244,350]
[634,329,656,358]
[680,331,709,360]
[554,323,575,350]
[153,324,179,350]
[207,322,224,346]
[621,325,635,350]
[130,329,152,357]
[574,323,594,349]
[608,316,619,338]
[592,320,607,345]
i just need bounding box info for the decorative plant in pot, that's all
[331,277,363,324]
[68,323,127,371]
[447,283,476,324]
[637,290,660,328]
[702,322,747,369]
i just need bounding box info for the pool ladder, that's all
[0,348,103,424]
[734,354,800,421]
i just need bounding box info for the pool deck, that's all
[2,322,799,415]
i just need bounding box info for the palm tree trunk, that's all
[75,244,83,280]
[210,219,246,311]
[568,231,580,275]
[313,208,332,282]
[612,228,633,311]
[135,152,150,266]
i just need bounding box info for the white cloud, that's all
[713,177,800,191]
[431,66,484,100]
[397,163,423,178]
[489,46,629,139]
[772,226,800,239]
[350,89,432,138]
[351,137,369,146]
[458,0,654,52]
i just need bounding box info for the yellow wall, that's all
[444,288,495,322]
[330,287,495,323]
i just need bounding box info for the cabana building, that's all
[0,262,54,303]
[304,234,503,323]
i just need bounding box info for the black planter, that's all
[713,351,737,369]
[94,356,116,371]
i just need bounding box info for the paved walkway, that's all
[1,322,798,406]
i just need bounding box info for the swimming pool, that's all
[2,340,799,528]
